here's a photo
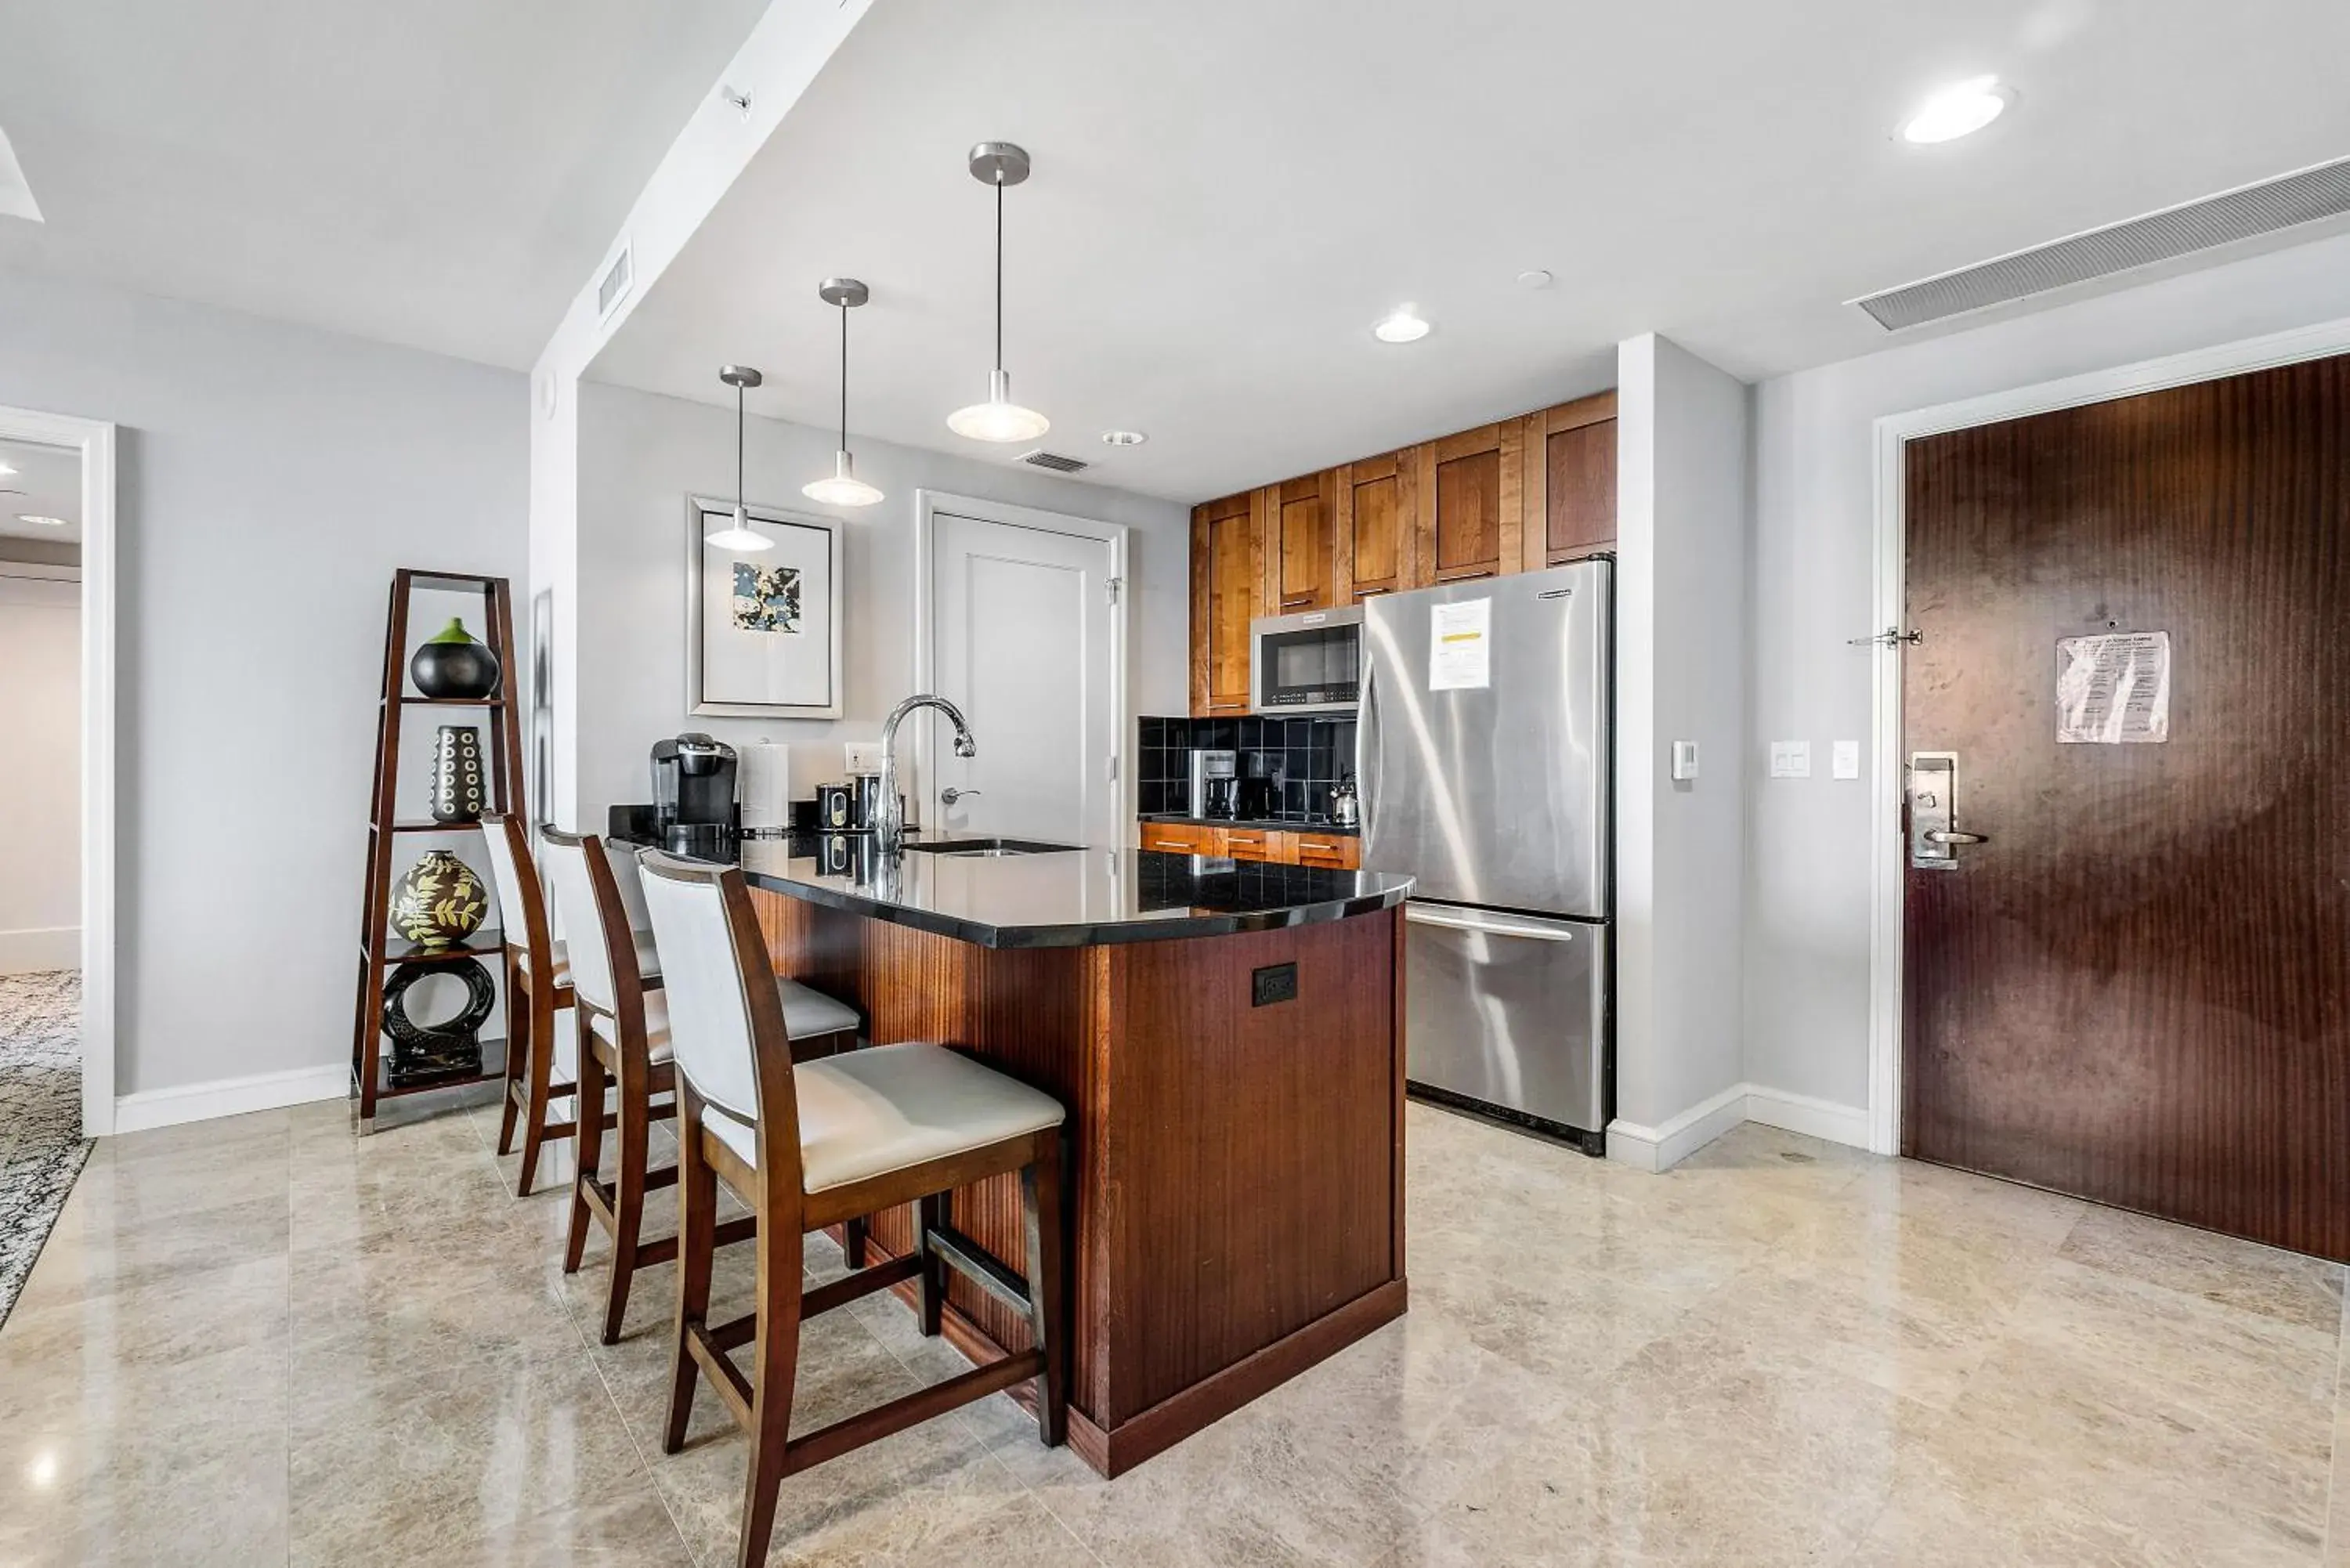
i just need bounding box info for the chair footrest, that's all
[927,1223,1034,1317]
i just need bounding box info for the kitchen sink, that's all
[902,838,1083,858]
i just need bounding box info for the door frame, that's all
[0,402,119,1138]
[1865,313,2350,1156]
[910,489,1132,845]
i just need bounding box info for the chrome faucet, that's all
[875,694,975,853]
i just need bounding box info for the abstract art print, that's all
[730,562,802,634]
[686,497,842,717]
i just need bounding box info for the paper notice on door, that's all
[1430,598,1492,691]
[2056,630,2170,743]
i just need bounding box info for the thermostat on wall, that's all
[1671,740,1700,781]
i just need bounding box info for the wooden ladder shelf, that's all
[350,569,526,1129]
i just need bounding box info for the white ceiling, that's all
[0,442,81,543]
[0,0,767,370]
[591,0,2350,502]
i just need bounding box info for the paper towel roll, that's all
[739,742,792,830]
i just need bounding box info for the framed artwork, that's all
[683,496,843,718]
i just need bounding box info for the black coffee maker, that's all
[652,733,739,858]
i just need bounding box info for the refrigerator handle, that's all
[1358,652,1383,854]
[1405,904,1582,941]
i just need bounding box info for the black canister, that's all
[814,782,856,831]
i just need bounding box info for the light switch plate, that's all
[1832,739,1860,779]
[1671,739,1700,781]
[1770,740,1812,779]
[843,741,882,776]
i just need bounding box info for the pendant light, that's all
[707,364,774,552]
[947,141,1050,443]
[802,278,884,507]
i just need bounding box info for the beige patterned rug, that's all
[0,970,89,1326]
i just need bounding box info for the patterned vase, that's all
[389,851,488,948]
[409,617,501,699]
[429,725,486,824]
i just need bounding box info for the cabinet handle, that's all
[1299,841,1334,853]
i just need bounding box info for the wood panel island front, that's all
[708,833,1413,1477]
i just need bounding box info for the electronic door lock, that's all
[1908,752,1985,869]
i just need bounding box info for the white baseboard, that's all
[1743,1084,1872,1150]
[0,925,79,975]
[112,1063,349,1135]
[1607,1080,1749,1172]
[1607,1081,1872,1172]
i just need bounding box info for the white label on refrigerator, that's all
[1429,598,1492,691]
[2057,630,2169,743]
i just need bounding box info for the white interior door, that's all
[928,509,1118,846]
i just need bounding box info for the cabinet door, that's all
[1520,392,1617,569]
[1412,421,1525,586]
[1189,490,1267,715]
[1221,826,1278,863]
[1290,833,1360,870]
[1332,453,1416,603]
[1272,473,1336,611]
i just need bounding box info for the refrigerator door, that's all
[1405,904,1608,1135]
[1359,562,1610,916]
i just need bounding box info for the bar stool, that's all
[480,813,658,1197]
[541,829,862,1344]
[634,850,1068,1568]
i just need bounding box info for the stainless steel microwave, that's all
[1250,606,1363,714]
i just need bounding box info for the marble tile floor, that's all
[1,1092,2345,1567]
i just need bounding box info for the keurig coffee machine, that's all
[652,733,739,858]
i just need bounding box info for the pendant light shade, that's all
[707,364,774,552]
[804,278,884,507]
[947,141,1049,443]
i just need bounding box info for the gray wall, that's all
[0,269,528,1097]
[1743,228,2350,1113]
[571,381,1190,826]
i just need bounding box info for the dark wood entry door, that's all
[1901,352,2350,1261]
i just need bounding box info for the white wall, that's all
[0,269,527,1100]
[571,381,1189,826]
[1744,229,2350,1115]
[1611,333,1752,1162]
[0,574,80,974]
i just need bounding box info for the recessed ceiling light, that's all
[0,461,16,476]
[1900,76,2012,144]
[1516,269,1554,290]
[16,513,68,528]
[1101,430,1148,446]
[1372,306,1431,344]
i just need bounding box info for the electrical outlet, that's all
[843,741,882,775]
[1252,962,1299,1007]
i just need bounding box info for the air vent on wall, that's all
[1853,155,2350,331]
[595,239,634,323]
[1018,449,1089,474]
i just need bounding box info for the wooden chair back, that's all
[537,828,653,1035]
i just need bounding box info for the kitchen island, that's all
[700,831,1412,1477]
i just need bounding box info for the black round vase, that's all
[410,617,501,699]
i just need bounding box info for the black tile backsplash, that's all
[1137,714,1358,823]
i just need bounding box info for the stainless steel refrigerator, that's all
[1358,560,1611,1151]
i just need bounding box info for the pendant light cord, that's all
[839,301,850,449]
[736,381,745,511]
[994,176,1004,374]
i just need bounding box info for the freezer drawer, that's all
[1405,903,1607,1137]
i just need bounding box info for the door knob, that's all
[1923,829,1986,845]
[940,787,981,806]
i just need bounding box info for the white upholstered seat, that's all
[518,930,661,987]
[589,979,856,1066]
[702,1040,1064,1193]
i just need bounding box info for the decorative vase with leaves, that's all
[410,617,501,700]
[429,725,486,823]
[389,851,489,948]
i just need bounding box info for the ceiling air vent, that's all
[1853,155,2350,331]
[1018,449,1089,474]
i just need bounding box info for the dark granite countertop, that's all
[620,826,1409,949]
[1137,812,1361,838]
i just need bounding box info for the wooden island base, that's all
[750,891,1408,1477]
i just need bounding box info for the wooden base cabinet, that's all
[1137,820,1361,870]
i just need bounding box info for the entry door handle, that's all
[1922,829,1986,846]
[940,787,981,806]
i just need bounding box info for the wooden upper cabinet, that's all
[1189,490,1267,715]
[1271,473,1336,611]
[1412,421,1524,586]
[1521,391,1618,569]
[1332,453,1415,603]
